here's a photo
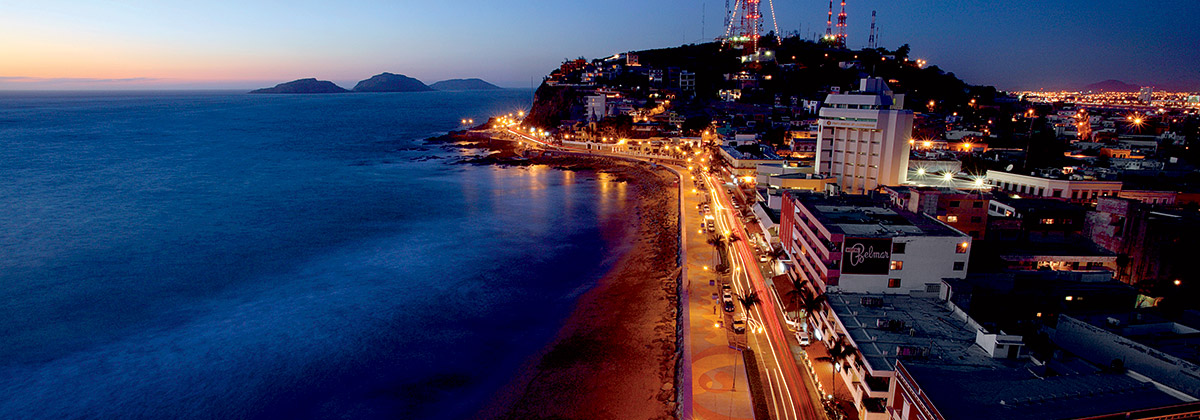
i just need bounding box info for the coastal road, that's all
[496,127,797,418]
[702,172,824,420]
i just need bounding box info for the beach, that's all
[475,154,682,420]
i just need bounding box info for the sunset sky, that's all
[2,0,1198,91]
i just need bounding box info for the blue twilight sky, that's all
[1,0,1198,91]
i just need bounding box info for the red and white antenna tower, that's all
[868,10,877,49]
[723,0,780,51]
[835,0,848,48]
[825,0,834,39]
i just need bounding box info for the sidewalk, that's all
[792,335,858,420]
[680,170,755,420]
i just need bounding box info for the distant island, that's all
[249,78,348,94]
[429,78,501,91]
[250,73,500,94]
[352,72,433,93]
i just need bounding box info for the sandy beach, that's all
[471,153,682,420]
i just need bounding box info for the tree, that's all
[738,292,761,311]
[784,278,810,321]
[827,338,858,402]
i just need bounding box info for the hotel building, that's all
[817,78,914,194]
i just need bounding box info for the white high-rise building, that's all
[817,78,914,194]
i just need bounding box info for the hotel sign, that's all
[821,119,879,130]
[840,237,893,275]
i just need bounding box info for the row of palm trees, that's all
[782,278,858,415]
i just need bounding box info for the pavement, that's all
[680,173,756,420]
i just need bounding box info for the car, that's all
[722,283,731,293]
[723,301,735,312]
[796,332,811,346]
[722,291,733,302]
[707,223,715,232]
[759,254,769,263]
[732,318,746,333]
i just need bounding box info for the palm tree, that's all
[827,338,858,403]
[737,292,760,310]
[784,278,810,322]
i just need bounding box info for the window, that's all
[953,261,966,271]
[950,201,961,208]
[888,278,902,288]
[1040,218,1055,225]
[946,215,959,223]
[890,261,903,270]
[925,283,941,293]
[973,201,984,208]
[971,216,982,223]
[956,242,970,254]
[892,242,906,254]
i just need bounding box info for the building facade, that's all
[780,193,971,295]
[817,78,914,194]
[985,170,1122,203]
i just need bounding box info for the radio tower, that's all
[867,10,877,49]
[835,0,848,48]
[825,0,833,39]
[722,0,760,51]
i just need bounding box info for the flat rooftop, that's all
[793,194,966,238]
[826,292,1002,372]
[903,364,1185,420]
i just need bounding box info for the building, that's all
[982,196,1117,274]
[585,95,606,122]
[814,290,1026,420]
[1053,312,1200,399]
[817,78,914,194]
[985,170,1122,203]
[1085,197,1200,292]
[1139,86,1153,103]
[679,70,695,93]
[883,186,989,240]
[779,193,971,295]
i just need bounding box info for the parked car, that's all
[759,254,769,263]
[796,332,811,346]
[732,318,746,333]
[723,300,735,312]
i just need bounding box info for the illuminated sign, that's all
[840,237,893,275]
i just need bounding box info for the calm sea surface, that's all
[0,90,637,419]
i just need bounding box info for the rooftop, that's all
[903,363,1186,420]
[826,292,1001,372]
[792,193,966,238]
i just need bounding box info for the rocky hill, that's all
[249,78,348,94]
[351,73,432,93]
[1083,79,1141,92]
[430,78,501,91]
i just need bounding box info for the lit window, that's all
[956,242,969,254]
[1040,218,1055,225]
[888,278,902,288]
[946,215,959,223]
[890,261,903,270]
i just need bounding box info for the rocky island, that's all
[429,78,501,91]
[249,78,348,94]
[351,72,433,93]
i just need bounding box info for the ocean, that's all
[0,90,638,419]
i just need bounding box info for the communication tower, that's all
[868,10,877,49]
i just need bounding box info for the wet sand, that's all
[475,155,682,420]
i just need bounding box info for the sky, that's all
[1,0,1198,91]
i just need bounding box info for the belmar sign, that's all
[841,237,893,275]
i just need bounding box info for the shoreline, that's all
[447,141,680,419]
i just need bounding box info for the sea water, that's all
[0,90,636,419]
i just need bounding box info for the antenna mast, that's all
[868,10,877,49]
